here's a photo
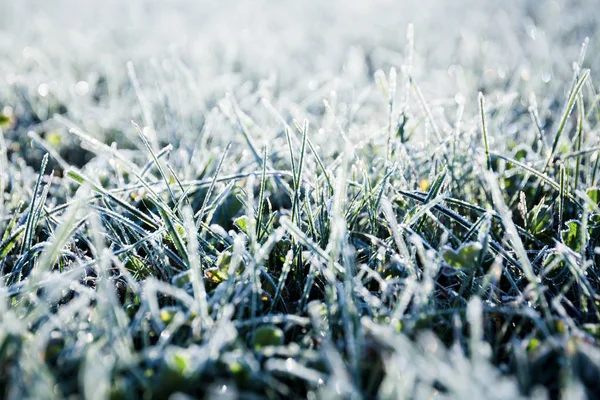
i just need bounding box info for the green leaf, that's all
[235,216,248,233]
[424,168,447,202]
[160,309,176,325]
[253,325,284,350]
[0,203,25,258]
[527,338,541,352]
[67,168,86,184]
[169,353,189,375]
[561,220,584,252]
[125,256,149,279]
[587,187,600,204]
[527,199,553,236]
[442,242,482,269]
[171,270,192,288]
[159,208,188,264]
[0,226,24,258]
[229,360,251,381]
[217,250,232,269]
[46,131,62,147]
[206,268,228,284]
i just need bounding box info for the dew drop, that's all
[38,83,49,97]
[542,72,551,83]
[76,81,89,96]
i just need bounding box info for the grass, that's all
[1,0,600,398]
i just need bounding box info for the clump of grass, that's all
[1,1,600,399]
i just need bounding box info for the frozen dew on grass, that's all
[1,0,600,398]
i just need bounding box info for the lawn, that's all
[1,0,600,398]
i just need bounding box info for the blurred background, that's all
[0,0,597,170]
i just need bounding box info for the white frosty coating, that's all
[0,0,598,398]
